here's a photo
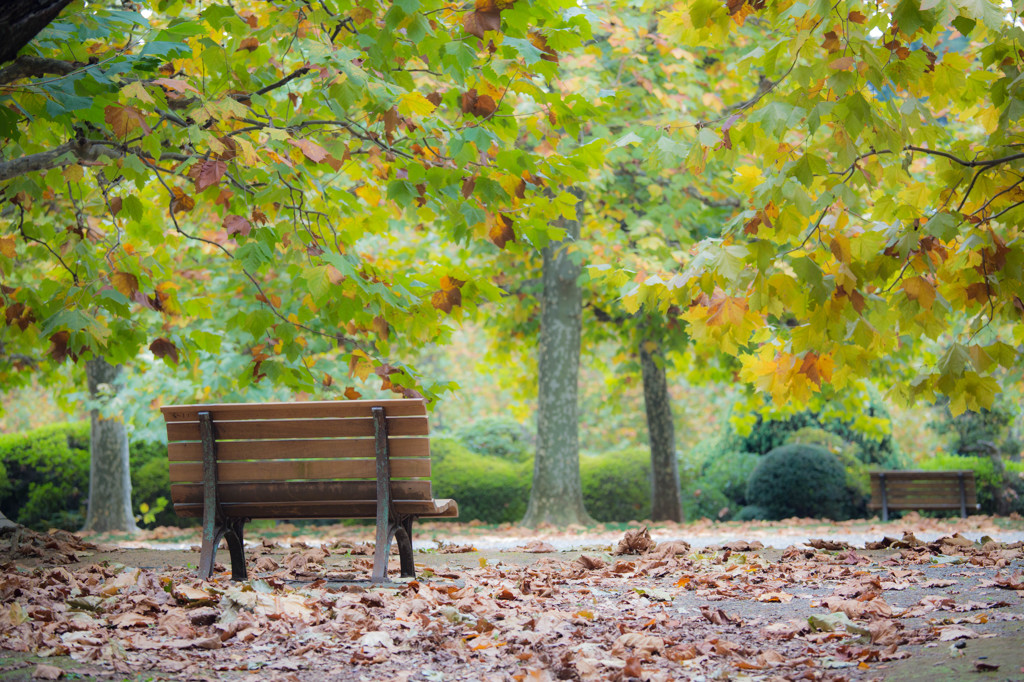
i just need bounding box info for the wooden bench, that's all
[869,470,979,521]
[161,399,458,583]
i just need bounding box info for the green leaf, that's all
[937,343,970,378]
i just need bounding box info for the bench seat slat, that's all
[868,499,970,503]
[172,498,459,519]
[169,458,430,483]
[168,438,430,462]
[161,399,427,422]
[171,480,432,506]
[166,416,428,441]
[871,470,973,480]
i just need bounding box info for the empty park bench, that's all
[161,399,458,582]
[869,470,979,521]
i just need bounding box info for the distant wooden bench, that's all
[869,470,979,521]
[161,399,458,583]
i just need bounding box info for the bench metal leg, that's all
[879,472,889,522]
[372,508,391,583]
[199,516,248,581]
[394,516,415,579]
[224,518,247,581]
[199,517,225,581]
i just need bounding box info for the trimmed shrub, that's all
[682,483,731,521]
[0,421,174,530]
[682,450,759,520]
[456,417,532,461]
[785,427,870,518]
[580,448,651,522]
[746,444,848,520]
[431,437,532,524]
[735,505,770,521]
[679,448,761,518]
[0,422,90,530]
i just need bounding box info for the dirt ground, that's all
[1,516,1023,681]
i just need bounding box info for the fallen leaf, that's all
[32,664,63,680]
[615,527,655,555]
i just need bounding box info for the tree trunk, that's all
[0,0,74,64]
[81,357,138,533]
[521,189,592,528]
[640,335,683,522]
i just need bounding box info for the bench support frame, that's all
[371,406,416,582]
[195,407,418,583]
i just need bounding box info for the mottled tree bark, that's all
[521,189,592,528]
[640,337,683,522]
[81,357,138,533]
[0,0,74,65]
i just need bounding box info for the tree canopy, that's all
[607,0,1024,416]
[2,0,1022,419]
[0,0,599,402]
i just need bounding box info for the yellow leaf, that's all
[0,236,16,258]
[236,138,260,166]
[111,272,139,298]
[63,164,84,183]
[903,276,935,310]
[121,80,155,104]
[732,165,763,196]
[356,184,381,207]
[398,92,438,117]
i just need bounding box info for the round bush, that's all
[746,444,848,520]
[580,448,651,522]
[456,417,531,461]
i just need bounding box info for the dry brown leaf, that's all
[32,664,64,680]
[615,527,655,555]
[611,633,664,656]
[938,624,979,641]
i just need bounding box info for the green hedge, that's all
[0,422,90,530]
[0,421,174,530]
[921,454,1024,516]
[433,440,657,524]
[580,448,651,522]
[682,449,759,521]
[431,437,532,524]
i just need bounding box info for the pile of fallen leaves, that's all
[1,526,1022,681]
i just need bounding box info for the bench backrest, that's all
[162,399,431,519]
[869,470,977,509]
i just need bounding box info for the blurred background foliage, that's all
[1,323,1021,527]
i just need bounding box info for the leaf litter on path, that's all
[2,518,1023,680]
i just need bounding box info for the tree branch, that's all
[253,67,311,96]
[906,146,1024,169]
[0,139,119,182]
[0,55,80,85]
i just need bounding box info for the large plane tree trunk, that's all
[640,336,683,522]
[81,357,137,533]
[521,189,592,528]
